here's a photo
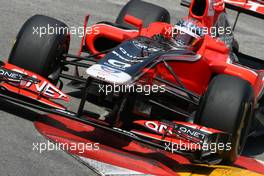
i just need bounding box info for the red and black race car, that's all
[0,0,264,164]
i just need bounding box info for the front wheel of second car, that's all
[8,15,70,84]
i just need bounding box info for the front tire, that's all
[196,74,254,162]
[9,15,70,83]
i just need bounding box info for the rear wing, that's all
[181,0,264,19]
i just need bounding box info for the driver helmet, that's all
[173,18,204,47]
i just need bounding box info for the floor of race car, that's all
[0,0,264,176]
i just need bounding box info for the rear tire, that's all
[116,0,170,29]
[196,74,254,162]
[9,15,70,83]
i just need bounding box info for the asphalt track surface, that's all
[0,0,263,176]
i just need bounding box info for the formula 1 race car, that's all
[0,0,264,165]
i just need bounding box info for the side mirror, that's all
[124,14,143,33]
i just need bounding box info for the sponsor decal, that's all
[178,126,205,140]
[101,65,122,74]
[0,68,39,83]
[91,65,122,79]
[105,59,131,70]
[145,121,173,135]
[86,64,132,84]
[8,68,67,100]
[25,77,67,99]
[132,40,148,50]
[112,47,143,63]
[119,47,137,59]
[0,68,23,80]
[144,121,206,141]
